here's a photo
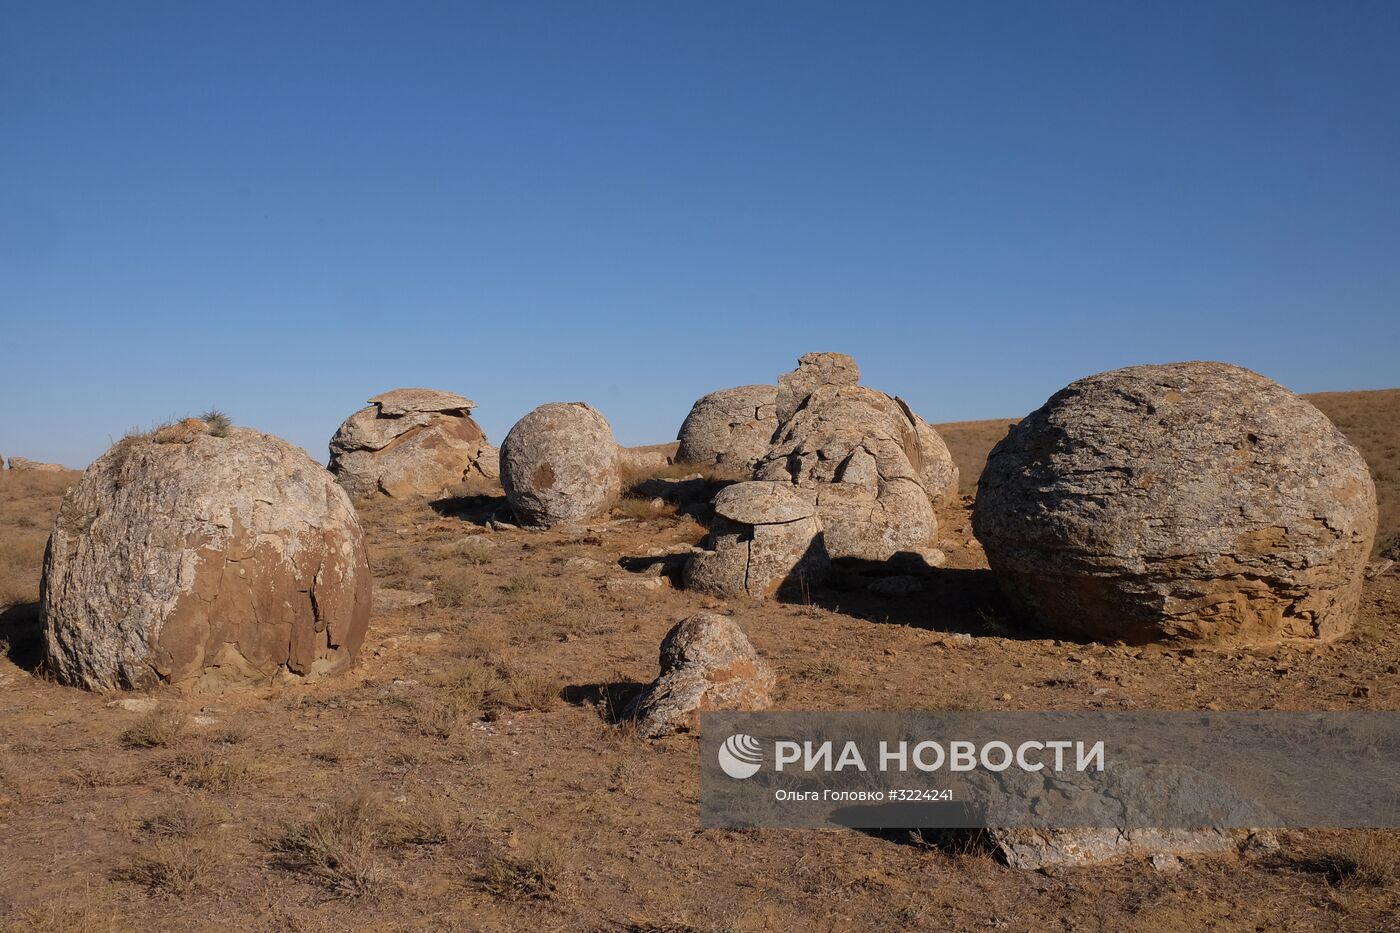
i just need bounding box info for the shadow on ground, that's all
[430,493,511,527]
[0,601,44,672]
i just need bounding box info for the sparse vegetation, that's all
[1312,831,1400,887]
[119,707,189,749]
[199,409,232,437]
[483,839,563,901]
[116,838,220,896]
[161,747,253,791]
[270,792,390,897]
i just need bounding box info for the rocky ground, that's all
[1,390,1398,932]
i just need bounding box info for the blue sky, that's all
[3,1,1397,467]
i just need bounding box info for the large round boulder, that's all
[329,388,498,499]
[676,385,779,471]
[42,419,372,690]
[973,362,1377,645]
[499,402,622,528]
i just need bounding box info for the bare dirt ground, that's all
[1,390,1398,932]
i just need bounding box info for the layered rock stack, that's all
[499,402,622,528]
[973,362,1377,645]
[42,419,372,691]
[329,388,498,499]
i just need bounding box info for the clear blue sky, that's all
[3,1,1397,468]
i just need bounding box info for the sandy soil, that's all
[1,390,1397,931]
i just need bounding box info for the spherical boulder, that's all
[676,385,779,471]
[329,388,497,499]
[973,362,1377,645]
[499,402,621,528]
[42,419,372,691]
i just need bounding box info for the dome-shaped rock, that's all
[329,388,498,499]
[972,362,1377,645]
[42,420,372,690]
[627,612,776,737]
[676,385,779,471]
[499,402,621,528]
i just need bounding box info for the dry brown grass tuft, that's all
[270,792,391,897]
[10,886,126,932]
[500,665,560,711]
[116,838,221,896]
[140,796,226,838]
[1312,831,1400,887]
[118,707,189,749]
[161,747,253,791]
[433,566,479,608]
[483,839,564,901]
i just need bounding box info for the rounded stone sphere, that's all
[676,384,778,471]
[499,402,621,528]
[42,420,372,691]
[972,362,1376,645]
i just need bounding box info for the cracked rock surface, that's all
[329,388,498,499]
[676,384,779,471]
[628,612,776,737]
[973,362,1377,645]
[500,402,621,529]
[43,420,372,691]
[775,351,860,425]
[684,481,830,598]
[756,384,942,561]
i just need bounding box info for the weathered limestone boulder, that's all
[676,385,779,471]
[8,457,66,473]
[618,441,680,474]
[973,362,1377,645]
[990,828,1239,869]
[775,352,859,424]
[329,388,497,499]
[627,612,776,737]
[499,402,621,529]
[685,481,830,598]
[42,420,372,691]
[756,385,939,561]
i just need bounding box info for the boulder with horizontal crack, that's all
[329,388,498,499]
[42,419,372,691]
[627,612,776,737]
[684,481,830,598]
[973,362,1377,645]
[499,402,622,528]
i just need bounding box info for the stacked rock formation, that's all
[499,402,622,529]
[42,419,372,691]
[684,482,830,598]
[329,388,498,499]
[676,385,779,471]
[628,612,776,737]
[973,362,1377,645]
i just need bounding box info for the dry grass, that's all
[269,792,391,897]
[118,707,189,749]
[115,839,221,897]
[7,886,126,932]
[199,409,232,437]
[161,747,253,791]
[141,796,227,838]
[1312,831,1400,888]
[483,839,564,901]
[432,566,478,608]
